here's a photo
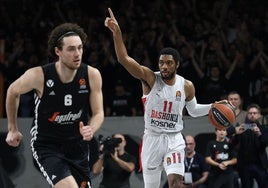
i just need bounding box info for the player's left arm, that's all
[88,66,104,134]
[184,79,195,102]
[184,79,212,117]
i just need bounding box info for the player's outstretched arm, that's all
[184,80,212,117]
[105,8,154,84]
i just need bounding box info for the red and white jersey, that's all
[142,72,186,133]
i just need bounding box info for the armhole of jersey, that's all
[144,72,158,96]
[39,65,48,100]
[81,63,89,86]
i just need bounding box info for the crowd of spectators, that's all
[0,0,268,118]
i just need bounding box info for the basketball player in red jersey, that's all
[105,8,214,188]
[5,23,104,188]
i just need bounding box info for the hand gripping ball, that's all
[209,102,235,129]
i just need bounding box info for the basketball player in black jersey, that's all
[5,23,104,188]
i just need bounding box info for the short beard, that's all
[62,60,79,70]
[161,70,176,80]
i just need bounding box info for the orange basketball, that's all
[208,102,235,129]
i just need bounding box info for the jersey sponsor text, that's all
[48,110,82,124]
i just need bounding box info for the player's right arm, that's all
[105,8,155,87]
[6,67,43,146]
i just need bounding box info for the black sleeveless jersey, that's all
[31,63,90,143]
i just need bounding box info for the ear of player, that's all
[209,101,235,129]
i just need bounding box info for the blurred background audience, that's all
[0,0,267,118]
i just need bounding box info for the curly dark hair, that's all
[47,23,87,60]
[159,47,181,65]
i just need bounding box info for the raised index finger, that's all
[108,8,115,19]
